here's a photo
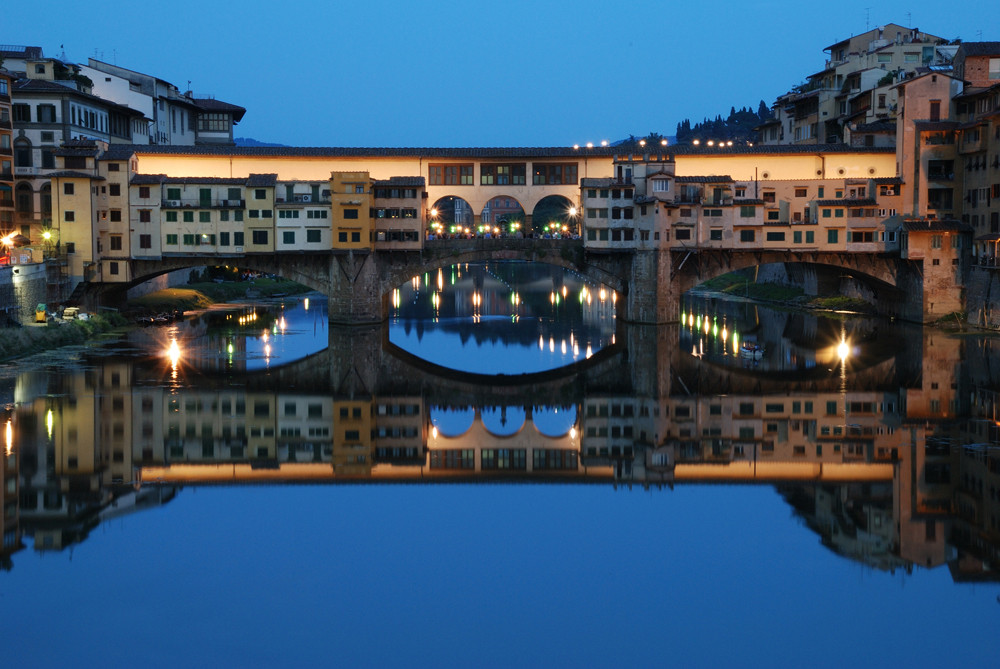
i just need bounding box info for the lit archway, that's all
[531,195,577,237]
[429,196,474,235]
[480,196,525,236]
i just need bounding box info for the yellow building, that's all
[330,172,373,251]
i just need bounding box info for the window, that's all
[307,229,321,243]
[338,232,347,242]
[827,229,838,244]
[166,188,181,200]
[183,234,195,245]
[429,163,474,185]
[794,188,807,198]
[740,229,755,242]
[480,163,526,185]
[109,261,119,275]
[343,209,359,219]
[64,211,75,222]
[199,211,211,223]
[165,211,177,222]
[252,230,268,245]
[254,189,266,200]
[233,232,244,245]
[793,231,802,243]
[710,229,723,241]
[740,205,755,217]
[109,184,121,197]
[64,183,75,195]
[12,104,30,122]
[652,179,670,192]
[806,231,814,244]
[110,235,123,251]
[532,163,578,185]
[139,234,151,249]
[766,231,785,241]
[183,211,194,223]
[990,57,1000,80]
[166,234,178,245]
[139,186,150,198]
[220,232,230,246]
[282,231,295,244]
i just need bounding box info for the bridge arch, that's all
[531,195,577,236]
[670,249,915,318]
[480,195,526,235]
[430,195,474,232]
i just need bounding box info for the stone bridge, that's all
[84,240,928,324]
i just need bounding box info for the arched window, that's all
[14,137,32,168]
[15,183,33,214]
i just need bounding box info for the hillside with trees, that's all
[675,102,772,145]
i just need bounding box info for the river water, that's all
[2,262,998,667]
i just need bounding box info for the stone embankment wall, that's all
[965,268,1000,329]
[1,264,47,325]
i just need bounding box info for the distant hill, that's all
[234,137,288,148]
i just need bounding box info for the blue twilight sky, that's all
[7,1,1000,147]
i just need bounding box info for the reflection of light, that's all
[586,345,593,359]
[570,427,577,439]
[264,343,271,357]
[837,338,850,361]
[549,337,555,353]
[393,289,401,309]
[46,409,54,440]
[278,316,286,333]
[573,342,579,357]
[688,313,694,327]
[5,419,11,456]
[561,286,568,298]
[539,335,544,351]
[262,330,269,342]
[561,340,567,355]
[437,269,444,291]
[431,426,438,439]
[599,287,606,301]
[167,339,181,367]
[304,298,310,311]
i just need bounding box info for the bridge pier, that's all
[327,252,384,325]
[623,250,680,324]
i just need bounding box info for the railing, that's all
[160,198,246,208]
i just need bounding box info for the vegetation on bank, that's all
[0,312,128,363]
[126,277,312,312]
[699,274,806,302]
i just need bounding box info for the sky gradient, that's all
[7,1,1000,147]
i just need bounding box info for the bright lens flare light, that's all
[166,339,181,367]
[837,338,850,362]
[5,419,11,456]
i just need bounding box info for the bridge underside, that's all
[78,244,930,325]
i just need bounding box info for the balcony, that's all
[161,198,246,208]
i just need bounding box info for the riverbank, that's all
[126,278,312,312]
[0,312,129,364]
[0,279,312,365]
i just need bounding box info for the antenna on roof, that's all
[865,7,870,32]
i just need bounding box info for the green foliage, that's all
[675,102,771,145]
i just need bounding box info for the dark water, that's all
[2,266,999,667]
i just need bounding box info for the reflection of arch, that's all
[531,195,575,235]
[480,406,527,436]
[430,196,474,230]
[430,407,475,437]
[15,182,33,214]
[480,195,525,229]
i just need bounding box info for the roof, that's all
[581,178,616,187]
[913,120,959,131]
[899,218,970,232]
[0,45,43,59]
[129,174,275,186]
[100,143,896,164]
[45,170,105,180]
[13,78,145,116]
[675,175,733,183]
[853,120,896,133]
[191,98,246,123]
[957,42,1000,58]
[373,176,425,187]
[733,198,764,205]
[873,176,903,185]
[816,198,877,206]
[247,173,278,187]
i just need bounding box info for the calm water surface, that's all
[2,267,999,667]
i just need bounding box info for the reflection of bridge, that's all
[9,313,995,581]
